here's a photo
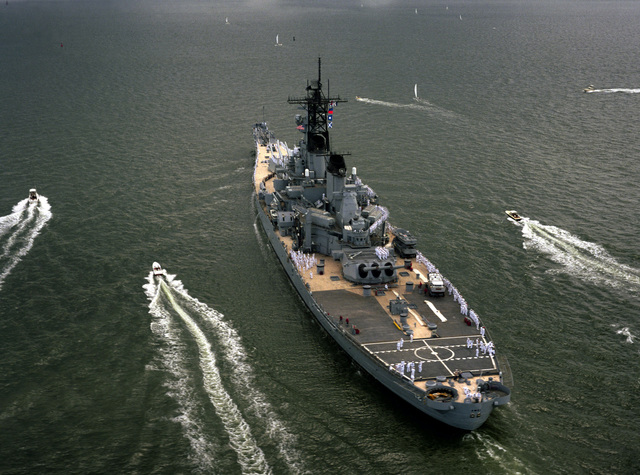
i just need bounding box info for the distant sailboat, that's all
[415,8,418,14]
[275,34,282,46]
[225,17,229,24]
[460,14,463,20]
[414,83,418,99]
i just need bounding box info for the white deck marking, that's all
[420,340,454,376]
[424,300,448,322]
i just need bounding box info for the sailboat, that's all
[225,17,230,24]
[414,83,418,99]
[275,34,282,46]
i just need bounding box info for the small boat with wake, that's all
[152,262,165,278]
[583,85,595,93]
[505,210,522,222]
[28,188,39,204]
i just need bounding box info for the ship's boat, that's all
[252,59,511,430]
[28,188,39,204]
[505,210,522,222]
[152,262,164,277]
[583,85,595,93]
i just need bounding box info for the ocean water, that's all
[1,1,639,473]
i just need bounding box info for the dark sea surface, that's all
[2,1,639,473]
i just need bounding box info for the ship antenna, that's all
[318,57,321,88]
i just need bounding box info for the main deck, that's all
[253,136,505,405]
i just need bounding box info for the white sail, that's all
[414,84,418,98]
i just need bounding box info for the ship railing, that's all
[496,354,514,388]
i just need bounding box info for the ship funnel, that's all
[327,154,347,176]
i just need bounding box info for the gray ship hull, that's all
[253,194,508,430]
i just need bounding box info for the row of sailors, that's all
[290,249,317,272]
[375,246,390,260]
[367,206,389,234]
[389,360,424,382]
[416,251,440,275]
[267,141,291,167]
[416,250,484,330]
[466,337,496,357]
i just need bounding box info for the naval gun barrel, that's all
[358,263,408,272]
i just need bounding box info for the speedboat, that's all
[152,262,165,277]
[28,188,39,204]
[505,210,522,222]
[583,85,595,93]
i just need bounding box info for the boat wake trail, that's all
[355,96,462,121]
[146,300,219,471]
[144,272,303,474]
[585,88,640,94]
[521,218,640,291]
[611,324,637,344]
[0,197,52,290]
[464,432,530,474]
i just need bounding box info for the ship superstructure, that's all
[252,59,510,430]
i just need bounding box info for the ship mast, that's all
[288,58,346,154]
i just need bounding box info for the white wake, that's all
[520,218,640,291]
[612,324,637,345]
[145,271,303,474]
[584,88,640,94]
[0,197,52,289]
[355,95,462,121]
[146,301,218,471]
[464,431,532,474]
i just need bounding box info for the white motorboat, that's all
[152,262,165,277]
[28,188,39,204]
[505,210,522,222]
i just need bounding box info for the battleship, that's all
[252,59,511,430]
